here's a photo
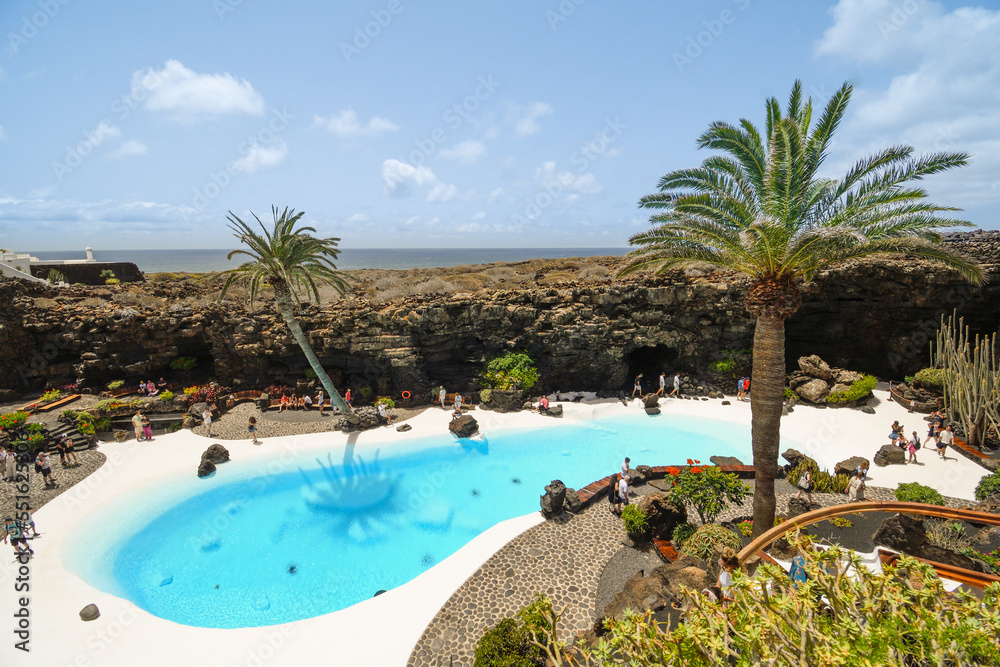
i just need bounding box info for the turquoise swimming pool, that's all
[67,411,773,628]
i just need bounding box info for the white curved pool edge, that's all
[1,391,988,667]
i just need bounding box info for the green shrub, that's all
[100,269,115,279]
[47,268,66,283]
[895,482,945,506]
[40,388,62,402]
[375,397,395,409]
[473,594,553,667]
[737,520,753,537]
[913,367,945,391]
[787,460,847,494]
[672,522,696,546]
[107,379,125,390]
[904,375,915,384]
[826,374,877,403]
[480,387,493,403]
[783,387,795,400]
[830,472,851,494]
[159,390,174,402]
[170,356,198,371]
[709,358,735,374]
[105,278,120,285]
[667,466,748,524]
[975,470,1000,501]
[621,504,649,538]
[61,409,79,421]
[359,385,374,402]
[681,523,742,562]
[0,412,30,430]
[481,352,538,391]
[304,368,318,379]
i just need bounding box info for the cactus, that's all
[932,313,1000,448]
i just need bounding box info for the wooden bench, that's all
[34,394,81,412]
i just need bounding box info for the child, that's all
[248,416,260,444]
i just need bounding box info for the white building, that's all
[0,247,96,282]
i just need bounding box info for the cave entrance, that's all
[626,345,679,392]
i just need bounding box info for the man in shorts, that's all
[439,386,447,409]
[632,374,643,397]
[2,517,34,558]
[937,424,953,459]
[657,373,666,396]
[670,373,681,397]
[132,411,144,441]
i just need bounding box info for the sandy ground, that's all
[0,389,991,667]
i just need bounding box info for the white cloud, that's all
[231,140,288,173]
[109,140,147,159]
[132,60,264,117]
[471,211,487,221]
[313,109,399,137]
[346,213,369,223]
[507,101,553,137]
[488,188,505,202]
[0,196,203,228]
[816,0,1000,209]
[534,161,602,194]
[440,140,486,164]
[380,159,459,202]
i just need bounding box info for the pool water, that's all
[68,411,773,628]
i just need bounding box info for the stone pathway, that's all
[0,448,107,523]
[408,481,975,666]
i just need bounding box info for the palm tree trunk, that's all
[750,314,786,539]
[273,286,359,424]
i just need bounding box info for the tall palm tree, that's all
[219,206,359,423]
[623,81,983,537]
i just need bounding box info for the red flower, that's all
[686,458,694,465]
[691,467,704,474]
[666,467,681,476]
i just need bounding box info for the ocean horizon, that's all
[29,247,631,273]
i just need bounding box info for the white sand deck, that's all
[1,389,990,666]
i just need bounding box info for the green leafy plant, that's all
[61,409,79,421]
[829,516,853,529]
[0,412,30,430]
[473,594,552,667]
[826,374,877,403]
[359,385,374,402]
[106,379,125,390]
[620,504,650,539]
[708,349,752,378]
[680,523,742,562]
[100,269,115,279]
[40,388,62,402]
[671,522,696,547]
[895,482,945,506]
[975,470,1000,501]
[904,375,915,384]
[481,351,538,392]
[783,387,795,400]
[47,268,66,283]
[480,387,493,403]
[170,356,198,371]
[667,466,748,524]
[737,520,753,537]
[159,390,174,402]
[105,278,120,285]
[304,368,318,379]
[913,366,945,391]
[375,397,395,409]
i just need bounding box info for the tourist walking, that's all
[670,373,681,397]
[56,434,78,467]
[796,469,813,504]
[907,430,920,463]
[632,374,643,397]
[248,416,260,444]
[657,373,666,396]
[622,457,630,477]
[132,411,143,441]
[608,473,619,514]
[439,386,447,409]
[2,516,34,558]
[202,408,213,437]
[345,388,353,408]
[141,412,153,441]
[34,451,57,488]
[937,424,953,459]
[617,474,630,511]
[316,390,325,416]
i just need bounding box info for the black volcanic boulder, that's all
[637,492,687,540]
[786,496,812,519]
[541,404,563,417]
[873,444,905,467]
[642,393,660,409]
[202,444,230,464]
[449,415,479,438]
[488,390,526,413]
[197,458,216,478]
[563,488,583,513]
[873,513,927,553]
[834,456,869,477]
[188,402,209,417]
[781,449,816,472]
[540,480,567,517]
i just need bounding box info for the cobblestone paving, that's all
[0,448,107,523]
[408,481,974,666]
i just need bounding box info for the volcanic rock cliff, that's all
[1,232,998,400]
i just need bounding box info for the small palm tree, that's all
[623,81,983,537]
[219,206,358,422]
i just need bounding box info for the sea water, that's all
[65,411,781,628]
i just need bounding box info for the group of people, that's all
[634,372,683,398]
[890,411,952,461]
[278,390,328,415]
[439,388,464,420]
[131,411,154,441]
[796,463,868,505]
[137,378,166,397]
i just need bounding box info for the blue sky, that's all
[1,0,998,251]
